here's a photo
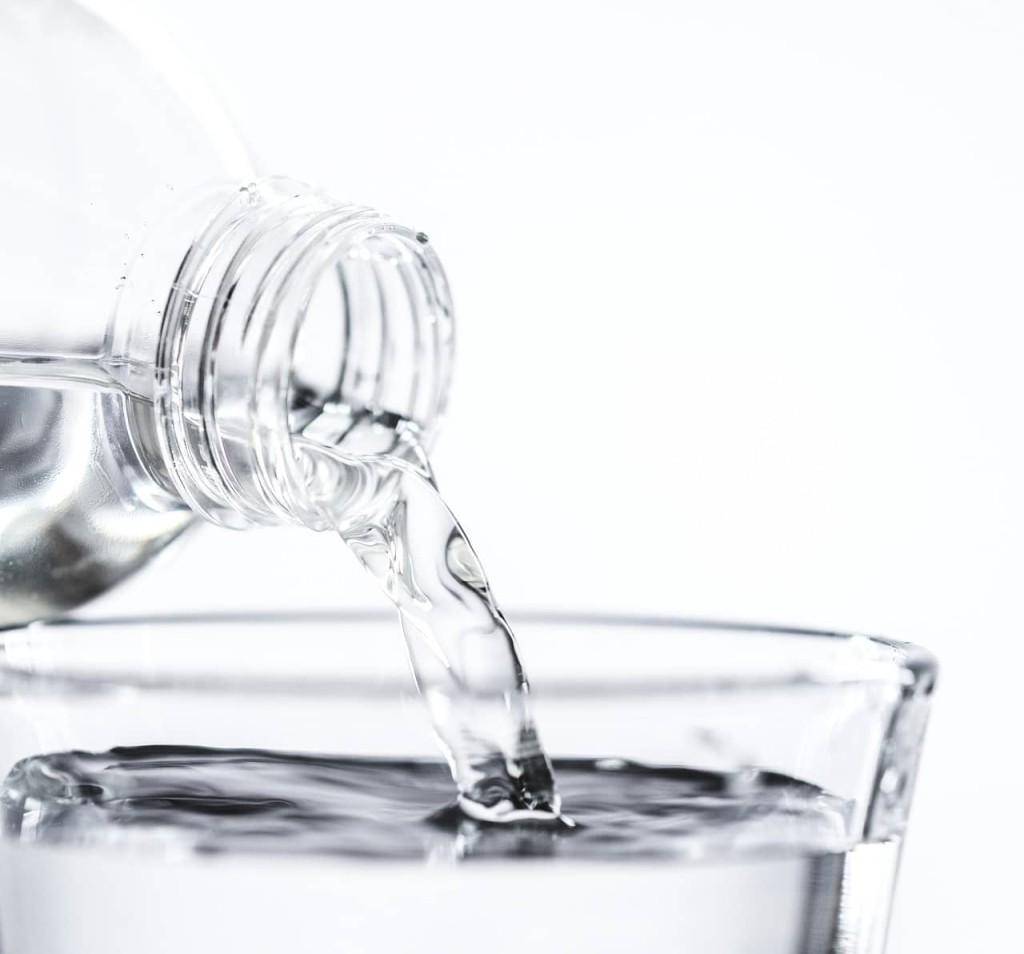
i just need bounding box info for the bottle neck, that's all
[139,178,454,528]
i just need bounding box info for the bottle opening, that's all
[288,228,451,454]
[152,179,454,528]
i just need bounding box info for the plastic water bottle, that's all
[0,0,453,625]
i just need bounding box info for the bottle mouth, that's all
[154,179,454,528]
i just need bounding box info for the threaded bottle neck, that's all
[152,178,454,528]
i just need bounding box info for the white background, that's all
[94,1,1023,950]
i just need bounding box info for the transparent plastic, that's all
[0,613,937,954]
[0,0,453,624]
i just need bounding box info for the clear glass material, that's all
[0,612,935,954]
[0,0,453,624]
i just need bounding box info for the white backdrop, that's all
[92,2,1023,950]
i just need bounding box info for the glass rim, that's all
[0,610,938,698]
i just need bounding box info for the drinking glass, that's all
[0,612,935,954]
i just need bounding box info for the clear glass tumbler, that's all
[0,613,934,954]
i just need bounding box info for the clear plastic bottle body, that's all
[0,0,246,623]
[0,0,254,372]
[0,1,453,624]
